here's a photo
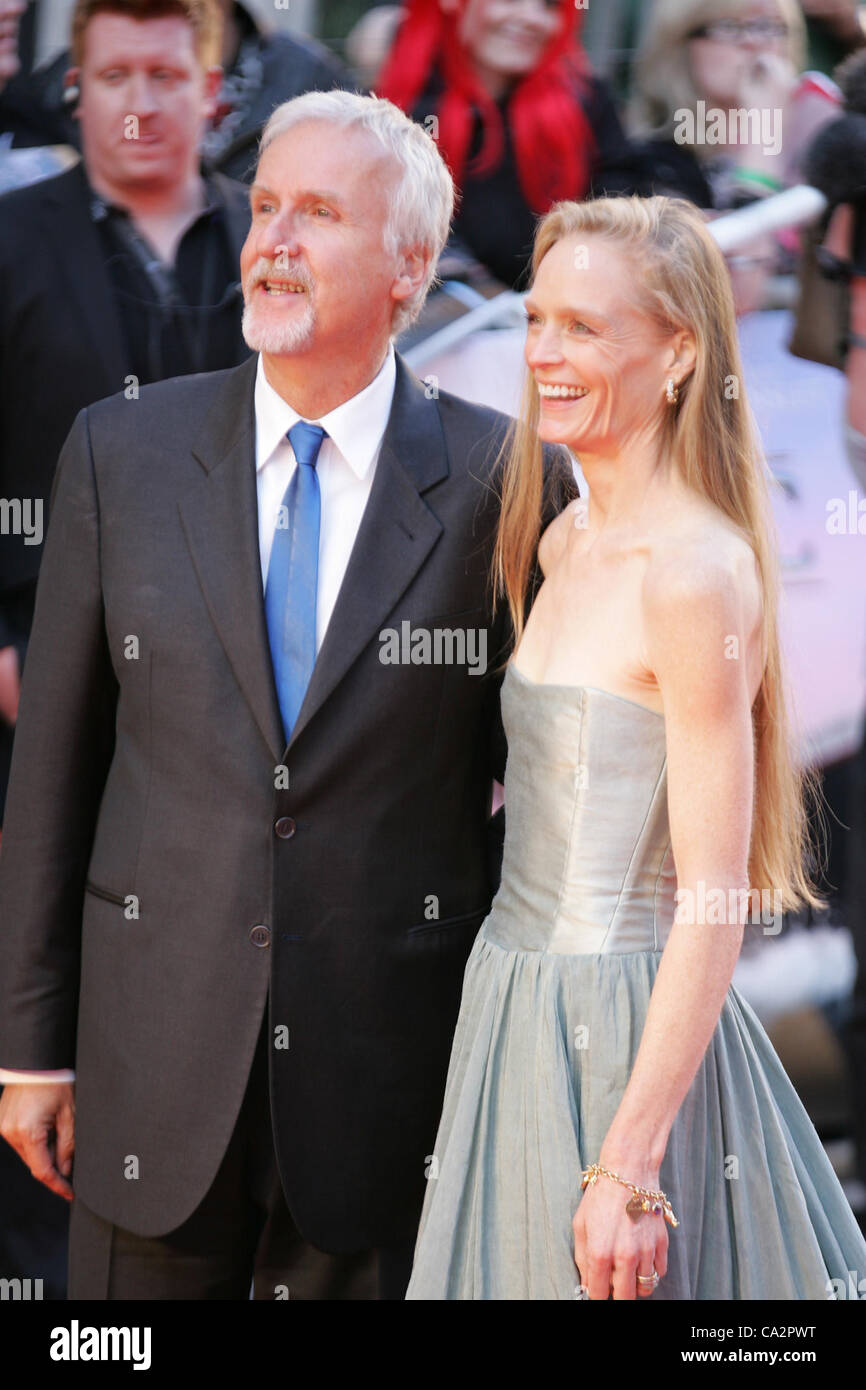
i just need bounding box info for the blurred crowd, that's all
[1,0,865,1294]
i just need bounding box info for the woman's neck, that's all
[470,62,514,102]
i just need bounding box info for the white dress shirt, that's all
[0,344,398,1086]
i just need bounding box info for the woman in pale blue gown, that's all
[406,194,866,1300]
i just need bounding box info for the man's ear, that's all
[202,64,223,120]
[391,245,431,306]
[63,66,81,118]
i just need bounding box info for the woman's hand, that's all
[573,1166,669,1300]
[735,49,799,130]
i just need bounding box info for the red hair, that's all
[377,0,597,214]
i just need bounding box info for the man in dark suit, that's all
[0,0,252,826]
[0,87,572,1298]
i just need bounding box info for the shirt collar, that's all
[85,164,222,225]
[254,344,397,481]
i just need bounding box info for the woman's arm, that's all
[573,548,758,1299]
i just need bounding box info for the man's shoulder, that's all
[433,380,513,439]
[85,358,255,435]
[0,160,84,225]
[425,383,516,486]
[431,379,572,480]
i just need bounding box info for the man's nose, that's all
[738,25,767,53]
[258,213,301,261]
[126,73,160,116]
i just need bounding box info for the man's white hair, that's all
[259,90,455,337]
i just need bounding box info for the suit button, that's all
[275,816,296,839]
[249,924,270,948]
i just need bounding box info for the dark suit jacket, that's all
[0,348,572,1251]
[0,159,252,648]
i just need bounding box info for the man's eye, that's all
[569,321,590,333]
[523,310,540,326]
[311,206,332,218]
[256,202,275,215]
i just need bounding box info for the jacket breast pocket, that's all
[406,905,489,937]
[84,880,132,909]
[411,605,486,628]
[390,607,490,680]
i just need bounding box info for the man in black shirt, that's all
[0,0,252,829]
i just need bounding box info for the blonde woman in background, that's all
[406,194,866,1300]
[628,0,839,210]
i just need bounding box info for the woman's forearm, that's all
[599,903,746,1173]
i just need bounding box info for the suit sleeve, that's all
[0,1067,76,1083]
[0,408,117,1069]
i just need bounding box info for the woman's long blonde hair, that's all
[492,193,825,913]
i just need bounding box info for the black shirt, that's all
[88,170,246,383]
[415,70,649,289]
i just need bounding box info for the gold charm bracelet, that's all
[581,1162,679,1228]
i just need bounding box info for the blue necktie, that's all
[265,421,327,742]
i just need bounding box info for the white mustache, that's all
[244,258,313,296]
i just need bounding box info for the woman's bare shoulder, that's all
[642,508,762,632]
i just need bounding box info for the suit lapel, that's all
[179,353,286,762]
[179,351,450,762]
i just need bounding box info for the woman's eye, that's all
[569,321,590,333]
[523,310,540,326]
[311,206,332,218]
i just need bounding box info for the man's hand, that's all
[0,1083,75,1200]
[0,645,20,725]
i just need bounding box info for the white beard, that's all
[241,296,316,354]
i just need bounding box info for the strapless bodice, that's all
[484,663,676,955]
